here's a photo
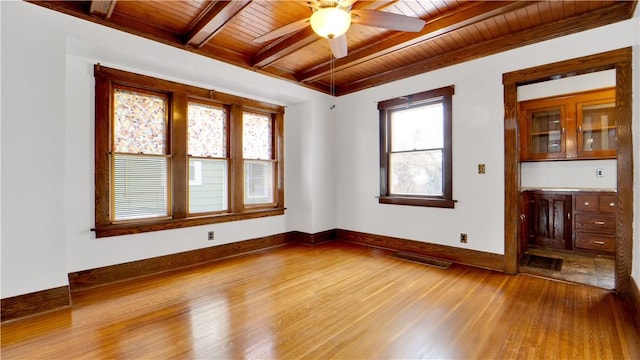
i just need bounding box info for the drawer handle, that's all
[609,202,615,207]
[594,221,606,225]
[584,202,590,206]
[593,241,606,245]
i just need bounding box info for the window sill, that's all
[378,196,456,208]
[94,208,285,238]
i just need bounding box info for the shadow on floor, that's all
[520,247,614,289]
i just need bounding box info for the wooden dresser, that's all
[573,192,617,254]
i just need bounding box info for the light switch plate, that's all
[478,164,486,174]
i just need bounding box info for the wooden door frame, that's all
[503,48,633,293]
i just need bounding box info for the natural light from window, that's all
[389,103,444,196]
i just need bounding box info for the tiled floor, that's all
[520,247,615,289]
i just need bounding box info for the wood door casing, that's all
[503,47,633,294]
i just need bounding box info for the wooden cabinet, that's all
[519,88,615,161]
[521,190,617,255]
[573,193,616,254]
[519,191,531,257]
[525,192,572,250]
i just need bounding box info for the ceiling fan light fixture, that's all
[310,7,351,39]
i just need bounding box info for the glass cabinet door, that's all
[527,106,565,159]
[577,99,616,158]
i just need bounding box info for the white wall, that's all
[335,19,639,257]
[1,1,335,298]
[521,160,617,189]
[517,70,616,101]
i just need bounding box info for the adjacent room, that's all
[2,0,640,358]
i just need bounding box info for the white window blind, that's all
[244,160,274,205]
[112,154,170,220]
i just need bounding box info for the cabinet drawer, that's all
[599,195,617,213]
[574,214,615,233]
[575,232,615,252]
[575,195,599,212]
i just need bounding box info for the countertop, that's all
[520,187,617,192]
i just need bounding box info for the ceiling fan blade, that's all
[337,0,358,10]
[329,34,348,59]
[350,9,425,32]
[254,18,310,43]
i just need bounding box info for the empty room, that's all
[2,0,640,358]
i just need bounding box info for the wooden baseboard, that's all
[69,233,290,292]
[4,228,502,322]
[288,229,337,245]
[1,286,70,322]
[337,229,504,272]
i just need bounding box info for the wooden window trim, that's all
[378,86,455,208]
[94,65,285,238]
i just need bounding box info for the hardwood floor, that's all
[2,241,639,359]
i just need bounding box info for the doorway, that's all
[503,48,633,293]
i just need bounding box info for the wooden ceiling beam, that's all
[185,0,252,48]
[336,2,633,95]
[251,0,397,69]
[89,0,116,19]
[298,1,537,84]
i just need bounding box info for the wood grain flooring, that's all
[2,241,639,359]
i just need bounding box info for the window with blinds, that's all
[112,87,170,221]
[94,65,285,237]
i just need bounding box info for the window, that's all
[94,65,284,237]
[112,87,170,221]
[243,111,275,206]
[188,101,228,214]
[378,86,455,208]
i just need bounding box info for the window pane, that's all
[189,158,228,213]
[243,112,272,159]
[390,150,443,196]
[244,160,274,205]
[188,102,227,157]
[391,103,443,152]
[113,154,169,220]
[113,88,167,154]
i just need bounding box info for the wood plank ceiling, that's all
[30,1,637,96]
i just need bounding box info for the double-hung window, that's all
[188,101,229,214]
[243,111,276,206]
[94,65,284,237]
[112,87,171,221]
[378,86,455,208]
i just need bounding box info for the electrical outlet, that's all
[478,164,486,174]
[207,231,215,241]
[460,233,468,243]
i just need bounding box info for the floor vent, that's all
[391,252,452,269]
[520,254,563,272]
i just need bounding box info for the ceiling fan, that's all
[254,0,426,59]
